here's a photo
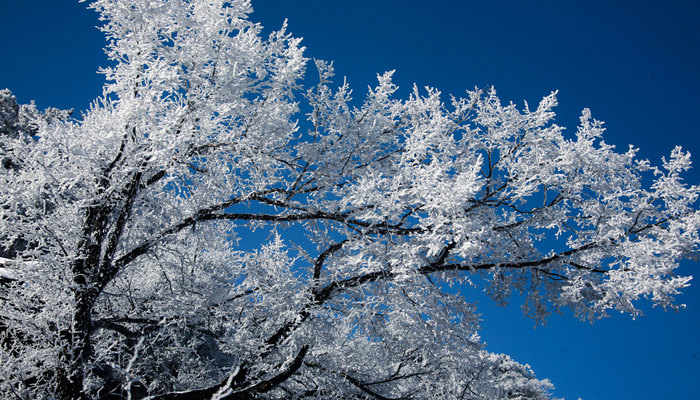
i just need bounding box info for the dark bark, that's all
[148,345,309,400]
[55,166,143,399]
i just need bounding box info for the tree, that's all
[0,0,698,399]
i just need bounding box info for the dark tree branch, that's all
[242,345,309,395]
[93,320,140,339]
[305,361,412,400]
[145,170,167,186]
[114,201,420,272]
[98,169,143,291]
[147,345,309,400]
[343,372,410,400]
[313,240,347,280]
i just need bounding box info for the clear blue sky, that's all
[1,1,699,399]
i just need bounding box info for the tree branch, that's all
[242,345,309,395]
[147,345,309,400]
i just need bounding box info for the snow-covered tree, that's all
[1,1,698,399]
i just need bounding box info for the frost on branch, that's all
[0,0,698,399]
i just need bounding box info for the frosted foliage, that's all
[0,0,697,399]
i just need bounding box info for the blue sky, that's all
[1,1,699,399]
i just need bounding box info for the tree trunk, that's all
[56,284,97,400]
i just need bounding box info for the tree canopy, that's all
[1,1,698,399]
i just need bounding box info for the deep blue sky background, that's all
[1,1,700,399]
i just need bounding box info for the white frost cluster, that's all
[0,0,697,399]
